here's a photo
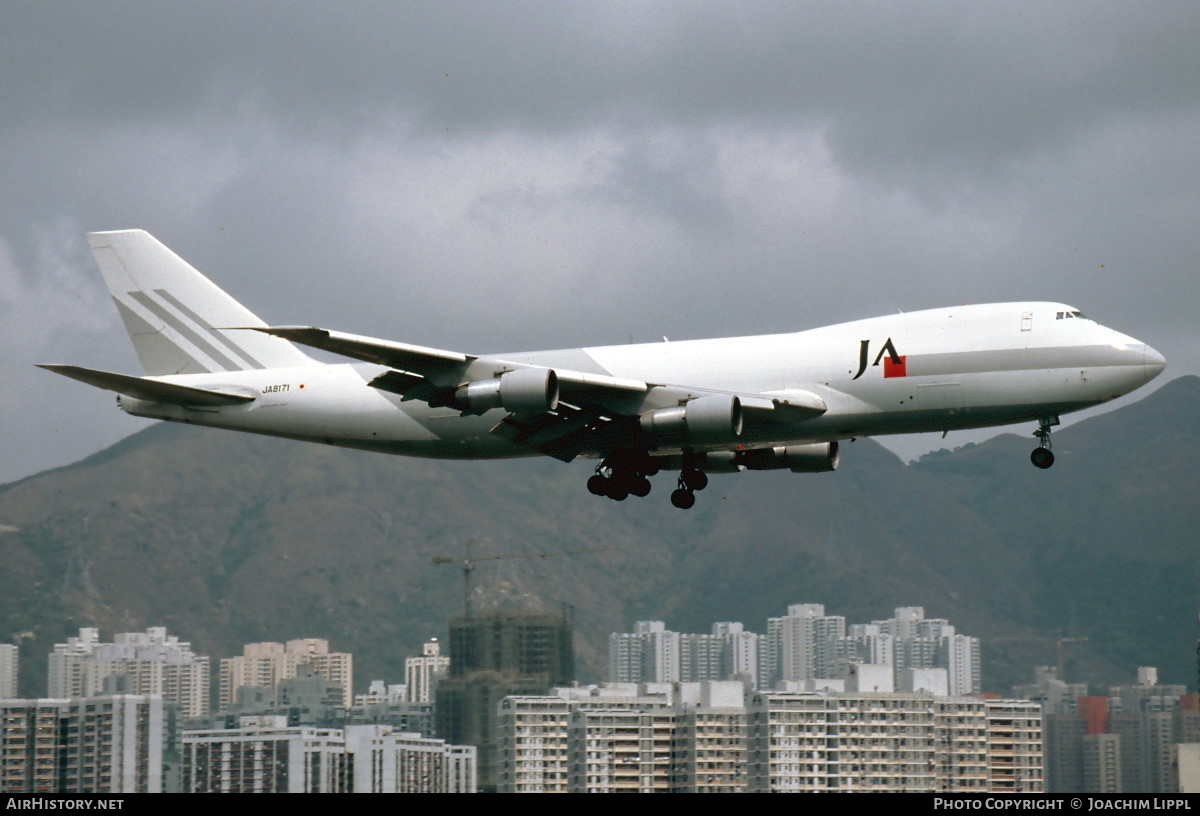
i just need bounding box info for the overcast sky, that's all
[2,1,1197,484]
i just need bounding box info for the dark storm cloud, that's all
[2,1,1197,482]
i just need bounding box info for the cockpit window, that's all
[1056,310,1087,320]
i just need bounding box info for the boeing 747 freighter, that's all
[41,231,1165,508]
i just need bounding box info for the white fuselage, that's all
[119,302,1163,460]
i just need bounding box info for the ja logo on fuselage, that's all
[851,338,907,380]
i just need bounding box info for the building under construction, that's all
[435,609,574,792]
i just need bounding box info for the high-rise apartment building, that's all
[182,716,476,792]
[568,706,677,792]
[985,698,1046,792]
[1018,665,1200,794]
[817,607,981,695]
[0,695,172,793]
[768,604,847,685]
[354,680,407,706]
[748,690,941,792]
[219,638,353,709]
[404,638,449,703]
[499,682,746,793]
[183,719,352,793]
[497,694,577,792]
[1082,733,1122,792]
[614,604,980,695]
[609,621,762,685]
[748,691,1040,792]
[671,682,749,792]
[868,607,981,695]
[499,682,1040,793]
[347,682,435,737]
[48,627,209,718]
[345,725,476,793]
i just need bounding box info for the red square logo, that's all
[883,355,907,378]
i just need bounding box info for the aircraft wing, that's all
[38,364,255,407]
[248,326,472,372]
[251,325,826,460]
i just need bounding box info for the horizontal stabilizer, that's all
[38,365,255,407]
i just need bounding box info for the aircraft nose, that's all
[1143,343,1166,383]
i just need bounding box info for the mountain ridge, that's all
[2,377,1196,696]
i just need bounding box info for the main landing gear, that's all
[1030,415,1059,469]
[670,468,707,510]
[586,456,707,510]
[587,457,655,502]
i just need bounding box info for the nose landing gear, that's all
[1030,416,1059,469]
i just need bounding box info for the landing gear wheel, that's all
[681,469,708,491]
[591,455,660,501]
[1030,415,1059,470]
[1030,448,1055,469]
[671,488,696,509]
[587,474,609,496]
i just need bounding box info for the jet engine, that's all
[738,442,840,473]
[640,395,743,447]
[456,368,560,413]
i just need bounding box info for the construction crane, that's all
[990,631,1088,683]
[433,542,612,617]
[1056,635,1088,683]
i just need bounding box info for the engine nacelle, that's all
[640,395,743,447]
[738,442,839,473]
[456,368,559,413]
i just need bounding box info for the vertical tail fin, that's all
[87,230,315,375]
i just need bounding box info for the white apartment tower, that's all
[609,621,762,685]
[611,605,981,695]
[641,622,682,682]
[404,638,449,704]
[568,707,677,792]
[219,638,353,709]
[784,606,982,695]
[183,720,352,793]
[768,604,846,685]
[500,683,1040,793]
[714,623,761,687]
[182,718,476,793]
[48,627,209,718]
[870,607,981,695]
[1,695,169,793]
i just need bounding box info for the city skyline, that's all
[4,616,1196,793]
